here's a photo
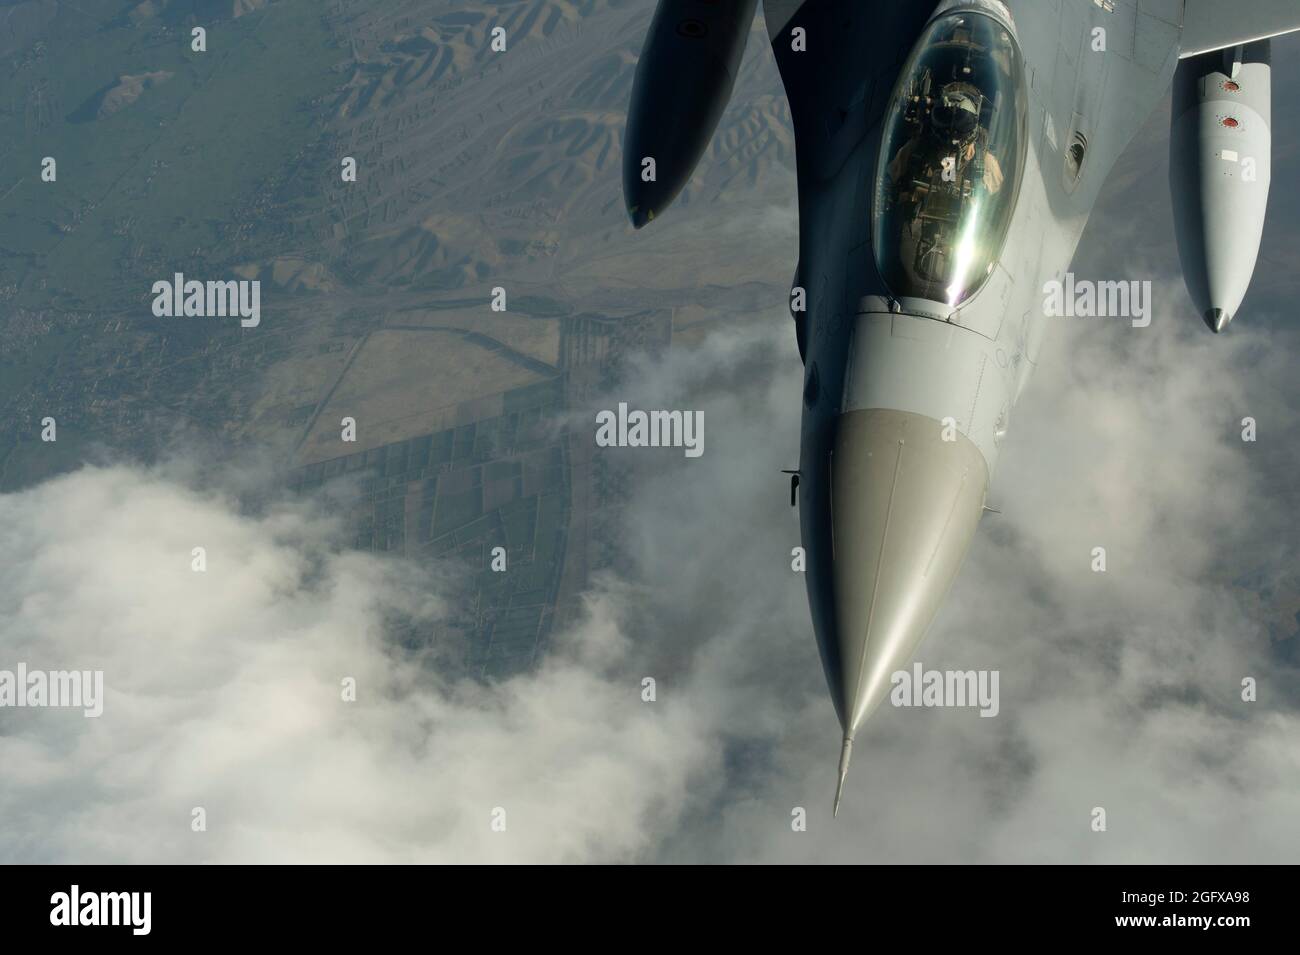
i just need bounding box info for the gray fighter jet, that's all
[623,0,1299,813]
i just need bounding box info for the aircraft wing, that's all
[1180,0,1300,56]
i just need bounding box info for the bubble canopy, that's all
[873,12,1028,308]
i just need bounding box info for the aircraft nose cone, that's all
[826,409,989,738]
[1205,308,1231,333]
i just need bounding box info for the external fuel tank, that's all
[1170,41,1272,332]
[623,0,759,228]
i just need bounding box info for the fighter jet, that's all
[623,0,1299,813]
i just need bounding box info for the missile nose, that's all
[825,410,989,741]
[1205,308,1231,333]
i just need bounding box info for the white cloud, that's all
[564,303,1300,863]
[0,463,709,863]
[1,304,1296,864]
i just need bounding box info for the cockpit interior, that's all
[873,12,1027,308]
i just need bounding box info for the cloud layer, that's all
[1,297,1296,863]
[0,462,707,863]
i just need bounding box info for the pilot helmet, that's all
[931,85,980,139]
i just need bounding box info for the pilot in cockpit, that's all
[873,14,1025,305]
[886,82,1005,196]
